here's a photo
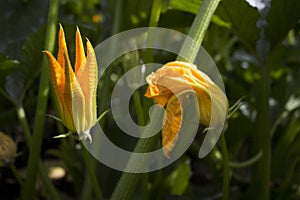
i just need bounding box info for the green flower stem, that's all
[133,91,149,200]
[133,92,145,127]
[16,105,32,146]
[145,0,162,63]
[80,174,93,200]
[23,0,59,199]
[38,163,60,200]
[81,143,104,200]
[149,0,162,27]
[177,0,221,63]
[110,0,221,200]
[16,105,59,200]
[110,109,161,200]
[219,133,229,200]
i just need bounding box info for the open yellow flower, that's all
[44,25,98,142]
[145,61,228,157]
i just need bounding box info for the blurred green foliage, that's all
[0,0,300,199]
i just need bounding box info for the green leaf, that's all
[0,54,19,89]
[168,0,202,14]
[217,0,260,51]
[5,71,23,101]
[3,25,47,102]
[266,0,300,49]
[0,0,48,59]
[165,0,231,28]
[0,54,19,69]
[20,25,46,85]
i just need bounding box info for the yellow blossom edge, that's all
[43,25,98,142]
[145,61,228,157]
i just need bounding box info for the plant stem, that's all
[110,113,161,200]
[81,143,104,200]
[16,105,59,200]
[149,0,162,27]
[38,163,60,200]
[177,0,221,63]
[16,105,32,146]
[145,0,162,63]
[229,150,263,168]
[10,163,24,187]
[23,0,59,199]
[219,133,229,200]
[133,91,148,200]
[250,62,271,199]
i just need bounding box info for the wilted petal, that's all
[145,61,228,157]
[162,95,182,158]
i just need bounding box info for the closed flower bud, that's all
[44,25,98,142]
[0,131,17,164]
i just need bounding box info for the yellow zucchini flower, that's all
[145,61,228,157]
[44,25,98,142]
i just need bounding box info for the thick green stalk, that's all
[133,91,148,200]
[149,0,162,27]
[110,0,222,200]
[23,0,59,199]
[145,0,162,63]
[250,62,271,199]
[177,0,221,63]
[110,109,161,200]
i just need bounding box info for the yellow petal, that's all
[162,94,182,158]
[57,24,70,69]
[62,52,80,132]
[75,26,85,74]
[43,51,65,95]
[43,50,65,120]
[76,39,98,129]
